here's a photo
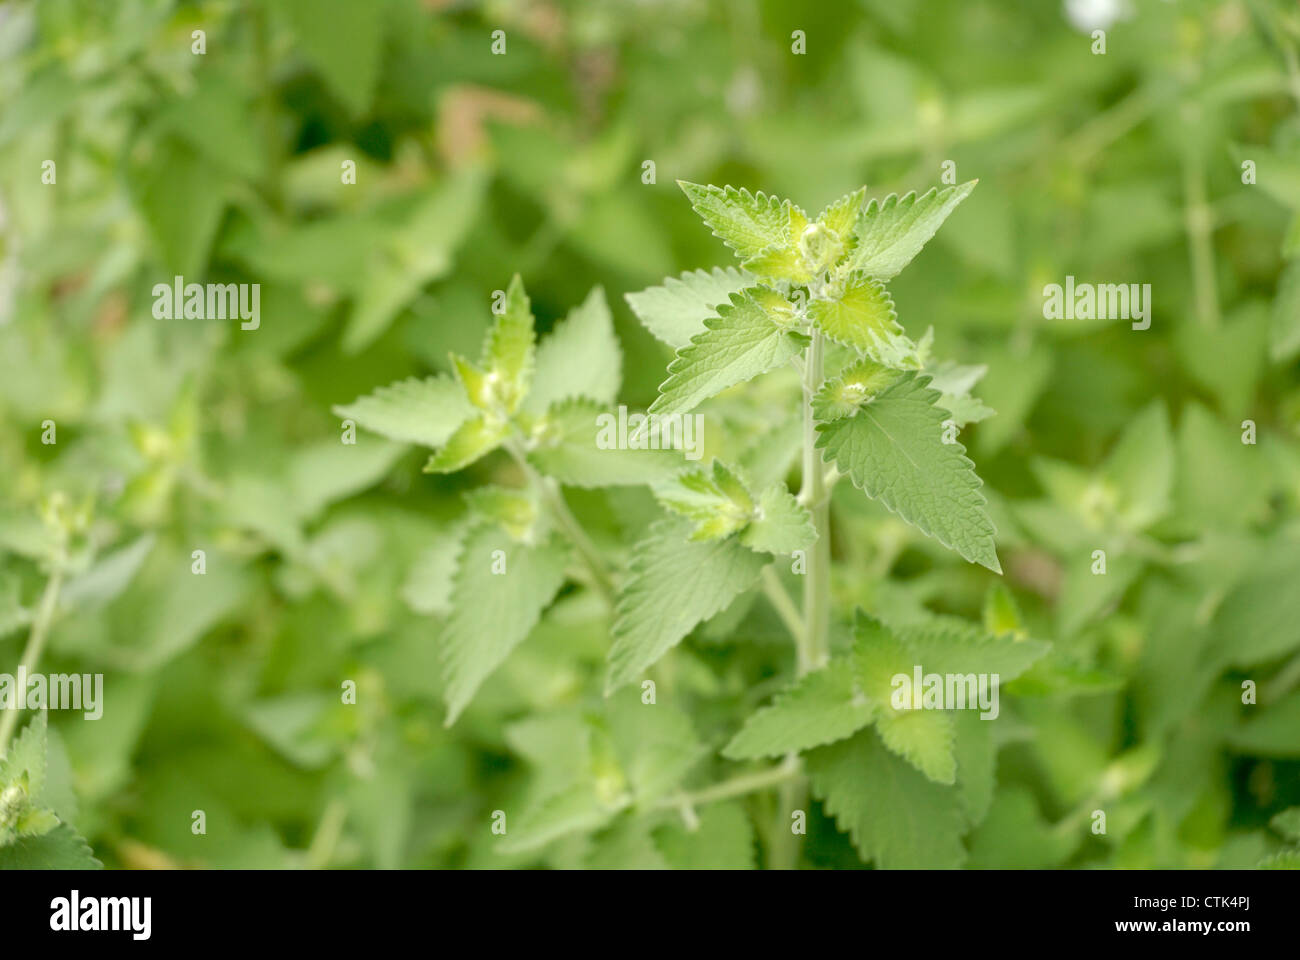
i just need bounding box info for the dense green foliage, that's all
[2,0,1300,869]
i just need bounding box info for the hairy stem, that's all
[799,331,831,675]
[0,564,65,755]
[505,441,617,605]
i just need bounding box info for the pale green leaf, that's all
[441,526,569,724]
[625,267,754,350]
[808,275,914,364]
[816,373,1001,571]
[0,823,101,869]
[333,375,474,449]
[423,416,508,474]
[528,399,685,487]
[1271,258,1300,363]
[739,484,816,555]
[653,461,754,541]
[483,274,536,413]
[807,730,967,868]
[648,287,806,419]
[845,181,977,280]
[606,517,769,692]
[722,663,873,759]
[525,286,622,414]
[677,181,806,260]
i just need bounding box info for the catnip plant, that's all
[338,179,1053,867]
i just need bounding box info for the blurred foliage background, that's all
[2,0,1300,869]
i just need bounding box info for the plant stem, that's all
[305,797,348,869]
[0,565,65,755]
[760,566,804,650]
[1182,138,1220,330]
[798,331,831,675]
[657,756,801,811]
[505,441,617,605]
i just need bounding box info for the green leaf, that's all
[816,187,867,243]
[606,517,769,692]
[423,416,509,474]
[844,181,977,280]
[739,484,816,555]
[811,357,905,421]
[484,274,537,413]
[654,802,756,869]
[722,663,874,759]
[807,730,967,868]
[279,0,384,115]
[816,373,1001,572]
[528,399,685,487]
[648,287,806,419]
[851,613,955,783]
[1101,401,1173,531]
[1271,808,1300,842]
[899,620,1050,683]
[606,692,704,806]
[333,375,474,449]
[677,181,807,260]
[653,461,755,541]
[953,710,996,825]
[625,267,754,350]
[0,823,101,869]
[924,361,995,428]
[525,286,622,414]
[498,782,620,855]
[808,275,915,364]
[1271,258,1300,363]
[441,526,569,724]
[343,166,489,352]
[1,712,48,800]
[1258,850,1300,869]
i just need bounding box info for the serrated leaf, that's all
[808,275,914,363]
[953,710,996,825]
[606,517,769,692]
[401,526,465,616]
[0,822,101,869]
[648,287,806,420]
[722,663,873,759]
[811,357,904,421]
[851,613,955,783]
[333,375,474,449]
[0,712,48,800]
[423,416,509,474]
[525,286,622,414]
[625,267,754,349]
[816,187,867,242]
[817,373,1001,571]
[441,526,569,724]
[845,181,977,280]
[739,484,816,555]
[807,730,967,868]
[899,620,1049,683]
[528,399,685,487]
[483,274,536,413]
[677,181,806,260]
[1258,850,1300,869]
[606,693,704,806]
[653,461,754,541]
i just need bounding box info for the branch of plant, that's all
[798,330,831,675]
[0,559,66,755]
[760,566,805,651]
[656,755,802,815]
[504,440,617,605]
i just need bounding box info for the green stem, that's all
[0,565,65,755]
[305,797,348,869]
[798,331,830,675]
[657,756,801,811]
[760,566,804,650]
[505,441,616,605]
